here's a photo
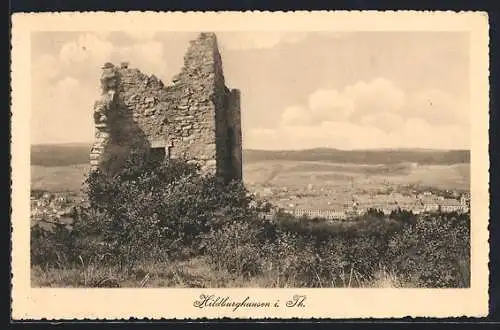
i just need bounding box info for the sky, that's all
[31,31,470,150]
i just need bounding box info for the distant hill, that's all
[243,148,470,165]
[31,144,470,167]
[31,143,92,166]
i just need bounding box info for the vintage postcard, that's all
[11,11,489,319]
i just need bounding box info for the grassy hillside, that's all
[31,144,470,167]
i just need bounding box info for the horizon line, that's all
[30,142,470,152]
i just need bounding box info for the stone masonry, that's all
[90,32,242,181]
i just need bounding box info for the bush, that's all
[31,221,77,268]
[390,208,417,226]
[258,229,318,287]
[202,221,264,277]
[200,206,470,288]
[386,212,470,287]
[64,157,261,270]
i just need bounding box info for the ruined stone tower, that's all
[90,32,242,181]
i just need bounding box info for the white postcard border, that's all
[11,11,490,319]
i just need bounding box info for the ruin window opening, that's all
[150,147,166,163]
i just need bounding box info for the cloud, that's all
[359,112,405,133]
[282,78,408,132]
[245,119,468,150]
[409,89,468,125]
[245,77,469,150]
[388,119,469,150]
[218,32,307,50]
[113,40,167,77]
[308,89,355,122]
[287,78,407,129]
[32,76,97,144]
[39,32,170,82]
[59,33,114,65]
[281,106,313,126]
[61,33,163,71]
[245,121,388,150]
[345,77,406,115]
[32,53,60,82]
[31,32,174,144]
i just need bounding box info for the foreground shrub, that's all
[32,156,264,271]
[202,221,264,277]
[202,208,470,288]
[31,221,77,268]
[386,212,470,287]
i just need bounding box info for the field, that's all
[244,160,469,209]
[31,144,469,192]
[31,164,90,193]
[244,160,469,189]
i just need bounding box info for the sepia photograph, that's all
[11,11,489,319]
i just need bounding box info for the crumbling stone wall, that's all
[90,32,242,181]
[227,89,242,180]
